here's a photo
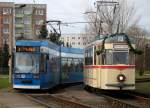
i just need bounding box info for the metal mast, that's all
[95,0,119,35]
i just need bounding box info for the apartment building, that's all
[60,34,95,48]
[0,2,47,51]
[15,4,46,39]
[0,2,14,53]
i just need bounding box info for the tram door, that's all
[40,54,52,88]
[94,45,102,88]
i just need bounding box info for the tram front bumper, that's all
[106,83,135,89]
[13,85,40,89]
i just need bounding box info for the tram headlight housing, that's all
[15,74,21,78]
[117,74,126,82]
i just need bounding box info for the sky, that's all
[0,0,150,34]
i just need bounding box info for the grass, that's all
[135,82,150,96]
[136,71,150,79]
[0,75,11,89]
[135,71,150,96]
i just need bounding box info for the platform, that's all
[0,89,46,108]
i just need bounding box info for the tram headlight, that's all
[21,74,26,78]
[117,74,126,82]
[15,74,21,78]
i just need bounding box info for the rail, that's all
[26,94,93,108]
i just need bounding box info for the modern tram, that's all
[13,40,83,89]
[61,47,83,84]
[84,34,136,90]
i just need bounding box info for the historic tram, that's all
[84,34,136,90]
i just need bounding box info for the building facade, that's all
[0,2,14,53]
[60,34,95,48]
[0,2,47,52]
[15,4,46,39]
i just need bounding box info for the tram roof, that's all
[61,47,84,54]
[86,34,136,47]
[16,40,59,49]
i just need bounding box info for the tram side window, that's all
[129,52,135,65]
[85,51,88,65]
[61,58,69,79]
[79,59,83,72]
[85,48,93,65]
[105,50,113,65]
[40,54,46,72]
[94,46,96,65]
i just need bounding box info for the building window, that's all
[78,37,80,39]
[15,28,23,34]
[72,42,75,45]
[3,8,12,14]
[83,37,86,40]
[15,8,23,14]
[72,37,75,39]
[3,38,9,45]
[35,19,43,25]
[36,10,44,15]
[67,37,69,41]
[24,29,31,34]
[78,42,80,45]
[3,28,9,34]
[15,18,23,24]
[36,29,40,35]
[83,43,86,45]
[24,9,32,14]
[3,18,9,24]
[23,17,31,24]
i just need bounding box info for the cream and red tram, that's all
[84,34,135,90]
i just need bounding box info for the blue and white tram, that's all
[61,47,84,84]
[13,40,84,89]
[13,40,60,89]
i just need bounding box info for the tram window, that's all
[94,46,96,65]
[85,51,88,65]
[46,55,49,60]
[40,54,46,72]
[113,52,129,65]
[105,50,113,65]
[101,53,104,65]
[129,52,135,65]
[85,47,93,65]
[79,59,83,72]
[61,58,69,80]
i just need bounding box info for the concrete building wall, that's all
[15,4,46,40]
[0,2,14,54]
[60,34,95,48]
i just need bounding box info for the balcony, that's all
[15,24,23,28]
[15,14,24,18]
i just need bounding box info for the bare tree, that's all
[85,0,136,35]
[127,24,149,75]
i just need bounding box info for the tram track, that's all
[95,90,150,108]
[24,84,150,108]
[26,94,93,108]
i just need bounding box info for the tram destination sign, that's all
[113,44,128,50]
[16,46,40,52]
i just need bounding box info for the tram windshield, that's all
[113,52,128,65]
[15,53,38,73]
[105,50,129,65]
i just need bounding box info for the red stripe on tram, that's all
[84,65,135,70]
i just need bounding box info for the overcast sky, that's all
[0,0,150,34]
